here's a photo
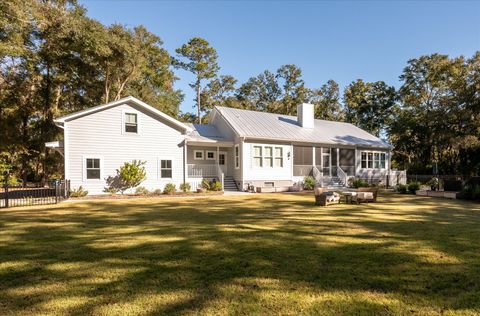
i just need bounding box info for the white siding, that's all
[242,141,292,183]
[66,101,185,195]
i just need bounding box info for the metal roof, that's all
[215,106,391,148]
[186,123,232,143]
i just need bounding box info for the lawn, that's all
[1,193,479,315]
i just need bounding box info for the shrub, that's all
[103,187,118,195]
[135,186,150,195]
[70,186,88,197]
[351,178,369,188]
[210,180,222,191]
[105,160,146,194]
[458,185,480,201]
[407,181,421,194]
[427,177,439,191]
[201,178,211,190]
[303,176,315,190]
[180,182,191,192]
[152,189,163,195]
[163,183,176,195]
[397,184,407,194]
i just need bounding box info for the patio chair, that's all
[314,187,341,206]
[352,187,378,203]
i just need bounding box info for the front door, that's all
[219,152,227,175]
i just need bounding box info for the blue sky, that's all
[79,0,480,114]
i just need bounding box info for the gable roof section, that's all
[214,106,391,149]
[55,96,192,132]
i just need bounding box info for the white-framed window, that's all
[206,151,216,160]
[264,146,273,167]
[160,159,172,178]
[194,150,204,160]
[361,152,367,169]
[253,146,262,167]
[380,153,386,168]
[235,144,240,169]
[122,109,140,134]
[274,147,283,167]
[83,156,103,181]
[361,151,386,169]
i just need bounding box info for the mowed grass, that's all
[1,193,480,315]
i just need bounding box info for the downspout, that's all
[183,140,187,185]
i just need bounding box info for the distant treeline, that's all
[1,0,479,183]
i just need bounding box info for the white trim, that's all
[64,122,69,180]
[55,96,192,132]
[82,155,104,182]
[234,144,240,169]
[360,150,387,170]
[193,150,204,160]
[206,150,216,160]
[121,109,141,135]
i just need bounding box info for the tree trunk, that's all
[197,79,201,124]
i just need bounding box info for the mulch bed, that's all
[69,191,224,200]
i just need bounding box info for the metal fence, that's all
[0,180,70,208]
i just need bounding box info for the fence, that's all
[0,180,70,208]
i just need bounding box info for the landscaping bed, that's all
[69,191,224,200]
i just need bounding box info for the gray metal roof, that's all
[215,106,391,148]
[186,123,232,143]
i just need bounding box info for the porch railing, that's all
[187,164,218,178]
[216,164,224,190]
[293,165,313,177]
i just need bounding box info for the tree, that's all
[309,80,343,120]
[200,75,239,111]
[174,37,219,123]
[237,70,281,111]
[392,53,480,175]
[276,64,309,115]
[0,0,180,184]
[343,79,397,137]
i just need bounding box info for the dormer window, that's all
[125,113,138,133]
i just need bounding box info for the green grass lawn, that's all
[1,193,479,315]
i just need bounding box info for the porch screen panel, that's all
[293,146,313,165]
[339,149,355,175]
[315,148,322,167]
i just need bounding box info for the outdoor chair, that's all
[351,187,378,203]
[314,187,341,206]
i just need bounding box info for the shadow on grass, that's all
[0,193,479,314]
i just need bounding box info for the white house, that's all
[48,96,405,195]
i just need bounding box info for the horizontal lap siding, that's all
[243,141,292,182]
[67,102,185,195]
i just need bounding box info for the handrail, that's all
[312,165,322,186]
[216,164,224,191]
[337,166,348,186]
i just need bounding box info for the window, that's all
[264,146,273,167]
[160,160,172,178]
[275,147,283,167]
[367,152,373,168]
[380,153,386,168]
[124,113,138,133]
[235,145,240,169]
[264,182,274,188]
[374,153,380,169]
[361,151,387,169]
[206,151,215,160]
[85,158,101,180]
[361,152,367,169]
[253,146,262,167]
[194,150,204,160]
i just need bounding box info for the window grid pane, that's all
[160,160,172,178]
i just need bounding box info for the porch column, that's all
[183,141,187,184]
[336,148,340,173]
[312,146,316,167]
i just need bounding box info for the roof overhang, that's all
[185,138,234,147]
[243,136,392,149]
[54,96,193,133]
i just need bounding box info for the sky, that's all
[79,0,480,114]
